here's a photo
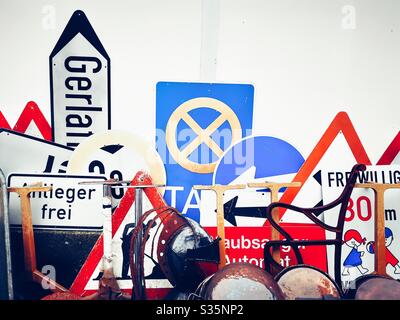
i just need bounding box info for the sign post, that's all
[111,184,165,300]
[355,183,400,276]
[193,184,246,269]
[7,184,68,292]
[247,182,301,264]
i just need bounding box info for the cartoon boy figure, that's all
[366,227,400,274]
[342,229,369,276]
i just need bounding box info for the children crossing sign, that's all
[322,165,400,283]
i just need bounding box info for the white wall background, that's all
[0,0,399,163]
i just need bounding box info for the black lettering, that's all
[57,208,66,219]
[65,56,102,73]
[55,188,64,199]
[394,171,400,183]
[43,155,55,173]
[328,172,335,187]
[65,77,92,91]
[77,188,86,200]
[345,171,351,183]
[66,131,93,138]
[358,170,369,183]
[65,188,75,203]
[48,207,56,219]
[89,160,105,175]
[66,106,102,112]
[385,209,397,221]
[110,170,124,199]
[41,204,48,219]
[336,172,344,187]
[65,93,93,105]
[66,114,93,128]
[88,188,96,200]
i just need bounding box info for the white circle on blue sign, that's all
[213,136,304,185]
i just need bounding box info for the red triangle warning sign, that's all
[0,101,52,141]
[0,111,11,129]
[266,111,372,225]
[377,131,400,165]
[69,171,170,298]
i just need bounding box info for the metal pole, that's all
[193,184,246,269]
[102,184,113,272]
[0,169,13,300]
[111,184,165,300]
[134,188,144,299]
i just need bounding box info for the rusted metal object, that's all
[263,164,367,292]
[193,184,246,269]
[7,184,69,294]
[247,182,301,268]
[78,173,220,300]
[163,218,220,290]
[41,292,82,300]
[129,205,220,299]
[276,265,341,300]
[109,182,165,300]
[355,276,400,300]
[75,179,131,300]
[10,179,132,300]
[189,275,214,300]
[192,262,285,300]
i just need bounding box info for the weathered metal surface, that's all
[7,185,58,289]
[10,229,100,299]
[355,277,400,300]
[247,182,302,266]
[41,292,81,300]
[164,218,219,291]
[264,164,367,291]
[193,185,246,269]
[276,265,341,300]
[129,205,219,299]
[200,262,285,300]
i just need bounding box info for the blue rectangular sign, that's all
[156,82,254,222]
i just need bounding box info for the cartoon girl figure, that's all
[366,227,400,274]
[342,229,369,276]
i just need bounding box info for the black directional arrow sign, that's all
[219,171,325,225]
[217,196,268,227]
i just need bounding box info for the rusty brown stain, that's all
[203,262,285,300]
[277,266,340,300]
[317,277,337,297]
